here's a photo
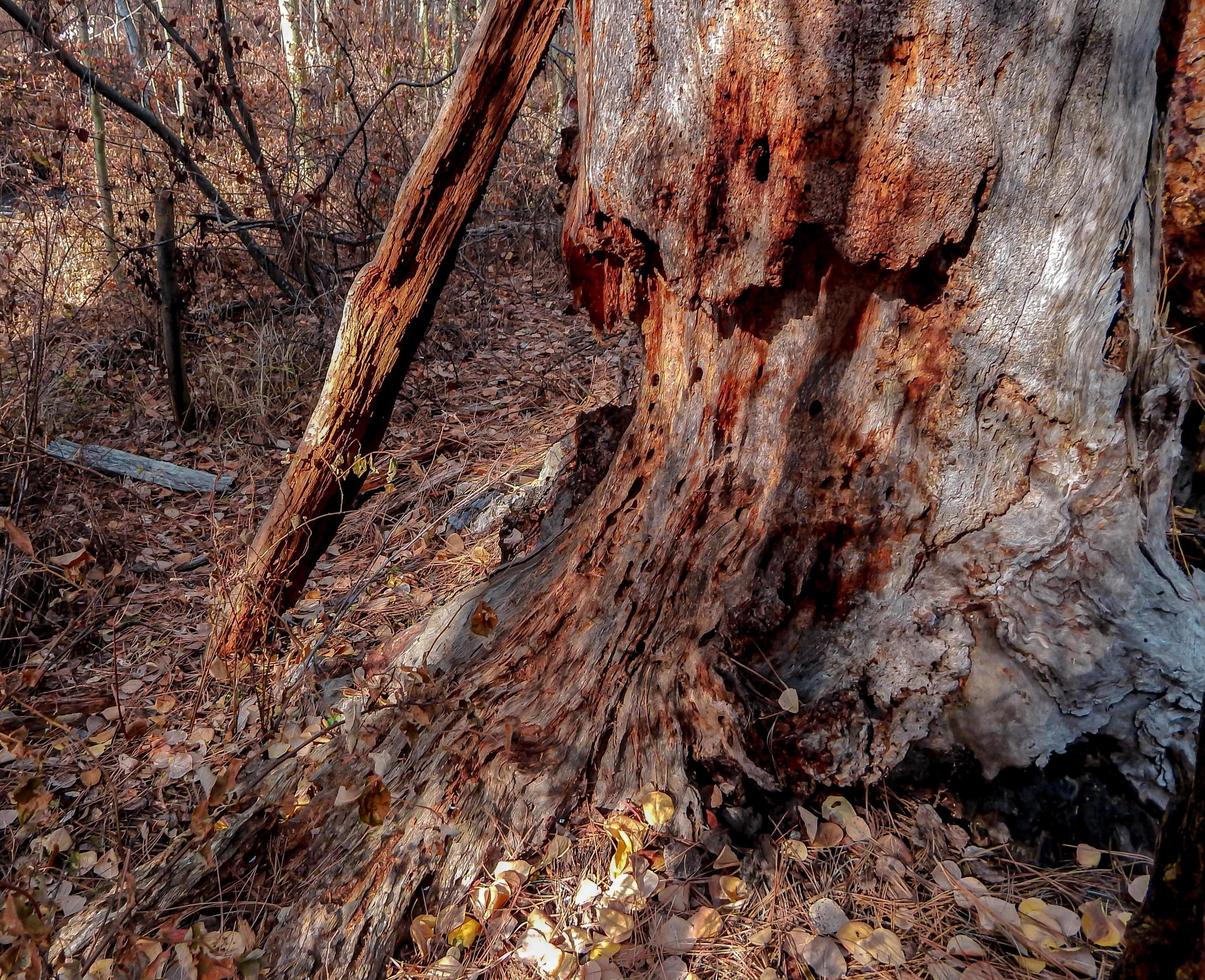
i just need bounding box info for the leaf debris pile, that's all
[385,792,1146,980]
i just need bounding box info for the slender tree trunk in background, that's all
[113,0,157,111]
[153,190,195,431]
[206,0,566,666]
[58,1,1205,976]
[151,0,187,122]
[445,0,458,68]
[76,0,121,279]
[276,0,312,186]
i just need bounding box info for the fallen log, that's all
[46,439,234,494]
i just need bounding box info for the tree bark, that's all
[276,0,312,184]
[76,0,121,279]
[154,190,196,431]
[59,1,1205,976]
[207,0,568,663]
[1112,706,1205,979]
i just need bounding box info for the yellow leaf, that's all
[447,916,481,948]
[836,921,874,965]
[1016,956,1047,974]
[603,813,645,878]
[708,875,749,906]
[1075,843,1102,868]
[1079,900,1122,947]
[596,907,634,943]
[780,838,809,863]
[641,790,675,828]
[588,940,622,961]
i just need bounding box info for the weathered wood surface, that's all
[46,439,233,494]
[58,1,1205,976]
[206,0,568,664]
[1112,710,1205,979]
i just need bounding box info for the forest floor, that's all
[0,249,1156,978]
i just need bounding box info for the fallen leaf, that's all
[780,838,809,863]
[596,907,634,943]
[357,775,391,826]
[427,955,463,978]
[947,934,987,959]
[469,600,498,636]
[713,844,741,869]
[688,905,723,941]
[603,813,645,878]
[779,687,800,713]
[836,921,874,965]
[654,915,694,954]
[641,790,675,828]
[1127,874,1150,902]
[1079,900,1123,947]
[809,897,849,935]
[447,916,480,948]
[1075,843,1102,868]
[863,927,905,966]
[708,875,749,906]
[410,914,437,957]
[0,517,33,556]
[796,935,847,979]
[813,821,845,848]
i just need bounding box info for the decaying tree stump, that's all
[60,1,1205,976]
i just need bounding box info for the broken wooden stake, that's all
[47,439,233,494]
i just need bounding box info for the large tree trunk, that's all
[60,0,1205,975]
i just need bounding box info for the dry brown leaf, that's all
[688,906,723,941]
[947,934,987,959]
[469,599,498,636]
[813,821,845,848]
[795,935,847,979]
[863,927,905,966]
[0,517,34,557]
[357,775,391,826]
[1079,900,1123,947]
[1075,843,1102,868]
